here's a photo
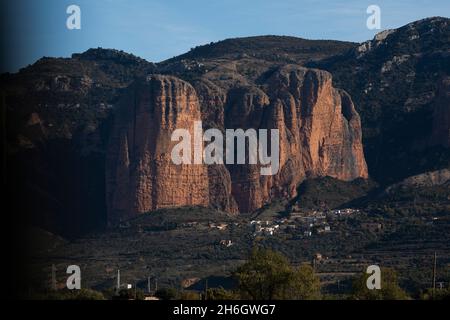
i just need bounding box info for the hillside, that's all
[2,48,158,236]
[311,17,450,184]
[3,37,365,236]
[162,35,355,64]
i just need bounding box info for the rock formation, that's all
[385,169,450,194]
[106,66,368,222]
[4,20,449,234]
[221,65,368,212]
[106,75,210,224]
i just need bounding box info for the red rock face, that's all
[106,67,368,223]
[221,65,368,212]
[106,75,210,224]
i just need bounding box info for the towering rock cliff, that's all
[106,75,210,224]
[106,66,368,221]
[220,65,367,212]
[313,17,450,184]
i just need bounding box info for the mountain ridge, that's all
[3,17,449,235]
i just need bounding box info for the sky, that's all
[1,0,449,73]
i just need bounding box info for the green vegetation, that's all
[206,287,239,300]
[162,36,355,65]
[234,248,321,300]
[113,288,145,300]
[155,288,179,300]
[351,268,410,300]
[29,288,105,300]
[420,287,450,300]
[290,177,377,211]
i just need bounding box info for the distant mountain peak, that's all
[354,16,450,59]
[406,16,449,26]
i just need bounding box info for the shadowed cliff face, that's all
[431,77,450,148]
[106,66,368,221]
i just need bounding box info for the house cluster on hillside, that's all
[287,211,331,237]
[250,220,280,237]
[209,222,229,231]
[248,207,363,239]
[327,208,361,218]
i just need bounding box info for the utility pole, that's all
[117,269,121,291]
[148,276,151,294]
[155,278,158,292]
[432,252,437,300]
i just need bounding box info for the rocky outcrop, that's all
[222,65,368,212]
[385,169,450,194]
[107,67,368,222]
[106,75,210,224]
[265,66,367,180]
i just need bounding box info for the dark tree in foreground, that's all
[234,248,321,300]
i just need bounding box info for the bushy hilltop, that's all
[163,35,355,63]
[157,36,355,87]
[3,47,156,140]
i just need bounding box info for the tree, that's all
[234,248,292,300]
[352,268,410,300]
[37,288,105,300]
[155,288,178,300]
[179,290,201,300]
[285,265,321,300]
[234,248,321,300]
[72,288,106,300]
[420,287,450,300]
[206,287,239,300]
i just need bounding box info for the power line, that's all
[117,269,121,292]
